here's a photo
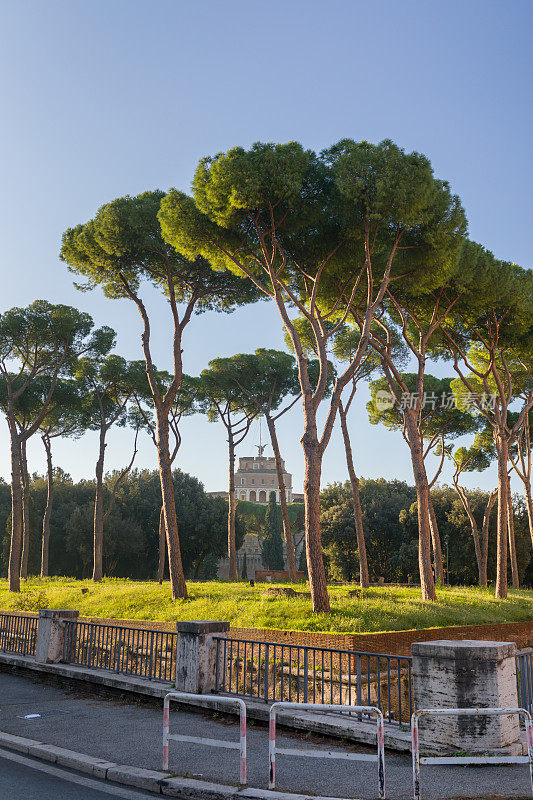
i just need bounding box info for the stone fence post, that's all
[35,609,79,664]
[412,639,521,755]
[175,621,230,694]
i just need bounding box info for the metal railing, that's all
[62,620,177,682]
[412,707,533,800]
[0,613,38,656]
[518,650,533,715]
[214,636,412,726]
[163,692,247,784]
[269,702,385,797]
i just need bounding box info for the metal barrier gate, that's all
[163,692,247,784]
[268,701,385,798]
[412,707,533,800]
[517,650,533,715]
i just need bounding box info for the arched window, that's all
[259,490,266,503]
[249,490,256,502]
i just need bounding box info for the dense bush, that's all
[321,479,532,586]
[0,469,243,580]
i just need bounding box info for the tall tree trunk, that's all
[41,434,53,578]
[495,435,509,599]
[92,427,106,582]
[265,414,297,581]
[156,413,187,599]
[20,439,31,580]
[507,482,519,590]
[427,498,445,586]
[8,421,23,592]
[453,483,484,586]
[338,402,369,588]
[404,414,437,601]
[157,505,166,584]
[480,489,497,588]
[522,481,533,550]
[227,430,238,581]
[301,421,330,613]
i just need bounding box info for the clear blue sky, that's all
[0,0,531,494]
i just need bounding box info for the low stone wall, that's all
[254,570,307,582]
[2,611,533,656]
[228,621,533,655]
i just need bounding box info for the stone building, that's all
[211,454,303,578]
[234,455,292,504]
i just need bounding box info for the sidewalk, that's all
[0,670,529,799]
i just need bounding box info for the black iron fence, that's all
[0,613,38,656]
[214,636,413,726]
[517,649,533,715]
[62,620,177,682]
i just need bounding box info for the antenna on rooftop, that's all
[255,418,267,456]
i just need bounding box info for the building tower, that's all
[234,455,292,504]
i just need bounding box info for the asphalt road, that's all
[0,669,530,799]
[0,747,163,800]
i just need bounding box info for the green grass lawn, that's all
[1,577,533,634]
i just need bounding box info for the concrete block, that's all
[238,791,311,800]
[161,776,238,799]
[28,743,68,763]
[175,621,229,693]
[93,760,120,779]
[0,732,36,754]
[35,609,79,664]
[282,707,412,752]
[54,749,118,777]
[107,764,167,791]
[238,790,342,800]
[412,639,520,753]
[177,622,231,635]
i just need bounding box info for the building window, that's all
[251,479,254,484]
[253,463,259,470]
[261,479,264,484]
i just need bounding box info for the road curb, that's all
[0,730,338,800]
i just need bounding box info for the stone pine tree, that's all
[262,492,285,571]
[20,378,85,577]
[211,348,302,581]
[367,374,479,586]
[329,325,389,587]
[1,380,40,580]
[196,360,256,581]
[472,422,520,591]
[332,324,408,587]
[159,139,466,609]
[0,301,105,591]
[508,410,533,549]
[76,351,147,582]
[283,317,372,584]
[441,244,533,597]
[362,282,475,600]
[61,190,260,599]
[131,372,199,583]
[446,440,496,586]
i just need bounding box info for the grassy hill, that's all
[1,577,533,633]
